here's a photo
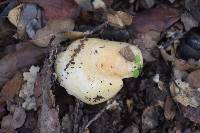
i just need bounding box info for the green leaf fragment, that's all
[135,55,141,65]
[132,69,140,78]
[132,54,143,78]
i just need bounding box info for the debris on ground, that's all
[0,0,200,132]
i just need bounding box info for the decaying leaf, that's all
[0,21,16,46]
[11,106,26,129]
[0,42,47,87]
[8,4,45,39]
[32,19,75,47]
[181,11,198,31]
[182,106,200,124]
[133,33,158,62]
[1,115,13,129]
[39,105,60,133]
[107,11,132,28]
[1,72,23,101]
[174,59,200,71]
[131,5,180,33]
[164,96,176,120]
[1,106,26,130]
[170,79,200,108]
[75,0,93,11]
[186,69,200,88]
[20,0,80,20]
[142,106,160,131]
[7,4,22,27]
[140,0,155,9]
[122,124,139,133]
[185,0,200,22]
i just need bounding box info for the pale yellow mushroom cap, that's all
[55,38,143,105]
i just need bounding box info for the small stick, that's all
[84,100,119,129]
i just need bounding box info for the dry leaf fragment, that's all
[164,96,176,120]
[11,106,26,129]
[8,4,44,39]
[1,115,13,129]
[20,0,80,20]
[131,5,180,33]
[133,33,158,62]
[32,19,75,47]
[1,72,23,101]
[1,107,26,130]
[75,0,93,11]
[0,42,47,87]
[186,69,200,88]
[140,0,155,9]
[107,11,133,28]
[181,11,198,31]
[170,79,200,107]
[7,4,22,27]
[142,106,160,131]
[174,59,200,71]
[182,106,200,124]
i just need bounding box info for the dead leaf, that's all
[0,20,16,47]
[186,69,200,88]
[131,5,180,33]
[126,98,134,113]
[61,114,72,133]
[107,11,132,28]
[7,4,22,27]
[133,33,158,62]
[1,72,23,101]
[20,0,80,20]
[181,11,198,31]
[75,0,93,11]
[142,106,160,131]
[39,105,60,133]
[1,106,26,130]
[164,96,176,120]
[122,124,139,133]
[0,101,6,120]
[160,48,174,62]
[182,106,200,124]
[11,106,26,129]
[1,115,13,129]
[140,0,155,9]
[175,59,200,71]
[32,19,75,47]
[8,4,45,39]
[170,79,200,108]
[185,0,200,22]
[0,42,47,87]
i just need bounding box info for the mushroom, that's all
[55,38,143,105]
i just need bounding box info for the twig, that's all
[84,21,108,36]
[84,100,119,129]
[73,99,82,133]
